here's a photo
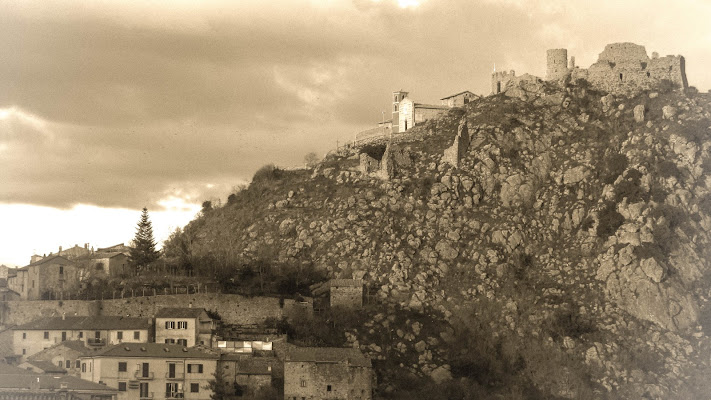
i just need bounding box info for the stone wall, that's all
[558,43,687,95]
[330,286,363,309]
[546,48,568,80]
[491,70,516,94]
[442,119,471,168]
[1,294,313,328]
[284,362,372,400]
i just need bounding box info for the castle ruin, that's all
[492,42,688,96]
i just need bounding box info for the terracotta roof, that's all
[329,279,363,288]
[0,373,117,392]
[87,343,219,359]
[14,316,151,331]
[90,252,126,259]
[21,360,67,374]
[25,255,73,268]
[155,307,209,319]
[28,340,93,359]
[413,103,450,110]
[286,346,371,367]
[440,90,478,100]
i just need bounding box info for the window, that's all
[117,331,123,340]
[177,339,187,346]
[59,266,63,274]
[79,332,83,339]
[65,360,70,368]
[177,321,188,329]
[140,382,149,398]
[81,363,86,373]
[300,379,307,387]
[22,349,26,355]
[43,332,49,339]
[32,280,35,288]
[58,361,63,367]
[191,383,199,393]
[118,362,127,372]
[62,332,66,341]
[166,383,180,398]
[75,360,80,368]
[187,364,203,373]
[22,332,26,340]
[118,382,127,391]
[134,331,140,340]
[327,385,332,392]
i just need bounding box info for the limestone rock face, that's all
[633,104,646,122]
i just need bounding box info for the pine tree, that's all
[129,207,160,273]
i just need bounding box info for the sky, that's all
[1,0,710,266]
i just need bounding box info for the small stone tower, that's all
[546,48,568,81]
[392,90,408,134]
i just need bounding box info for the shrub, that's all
[360,143,387,160]
[601,153,628,184]
[658,79,680,93]
[252,164,284,183]
[597,201,624,238]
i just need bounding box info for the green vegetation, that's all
[128,207,160,274]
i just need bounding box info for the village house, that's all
[7,255,79,300]
[88,252,129,278]
[220,354,276,395]
[0,363,117,399]
[330,279,364,310]
[18,358,68,375]
[397,95,449,133]
[24,340,97,378]
[13,316,151,359]
[58,244,93,260]
[96,243,132,256]
[80,342,218,400]
[284,346,373,400]
[155,307,215,347]
[440,91,478,107]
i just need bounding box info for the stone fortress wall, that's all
[1,294,312,327]
[492,42,688,96]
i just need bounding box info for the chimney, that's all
[85,243,88,249]
[58,246,62,254]
[62,312,66,320]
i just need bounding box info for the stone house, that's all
[284,346,372,400]
[220,354,275,394]
[0,286,20,301]
[57,244,92,260]
[0,363,117,399]
[80,342,218,400]
[330,279,364,310]
[155,307,215,347]
[8,255,79,300]
[24,340,96,378]
[88,252,129,278]
[13,316,151,359]
[440,91,478,107]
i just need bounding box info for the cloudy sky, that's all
[1,0,709,266]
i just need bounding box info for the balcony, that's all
[139,392,154,399]
[87,338,106,346]
[134,371,154,380]
[165,372,185,380]
[165,392,185,399]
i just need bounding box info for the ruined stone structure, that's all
[493,43,688,96]
[442,119,472,168]
[284,346,372,400]
[546,48,568,81]
[329,279,364,310]
[491,70,516,94]
[358,143,411,181]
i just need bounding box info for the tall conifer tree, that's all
[129,207,160,273]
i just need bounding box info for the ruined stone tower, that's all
[391,90,408,134]
[546,48,568,81]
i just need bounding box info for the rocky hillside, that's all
[168,80,711,399]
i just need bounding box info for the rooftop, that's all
[14,316,151,331]
[155,307,210,319]
[25,255,73,268]
[90,252,126,259]
[285,346,371,367]
[87,343,219,359]
[329,279,364,288]
[21,359,67,374]
[440,90,477,100]
[0,372,116,393]
[29,340,94,359]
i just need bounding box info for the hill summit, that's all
[167,77,711,398]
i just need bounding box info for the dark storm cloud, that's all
[1,0,709,210]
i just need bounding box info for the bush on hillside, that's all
[252,164,284,183]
